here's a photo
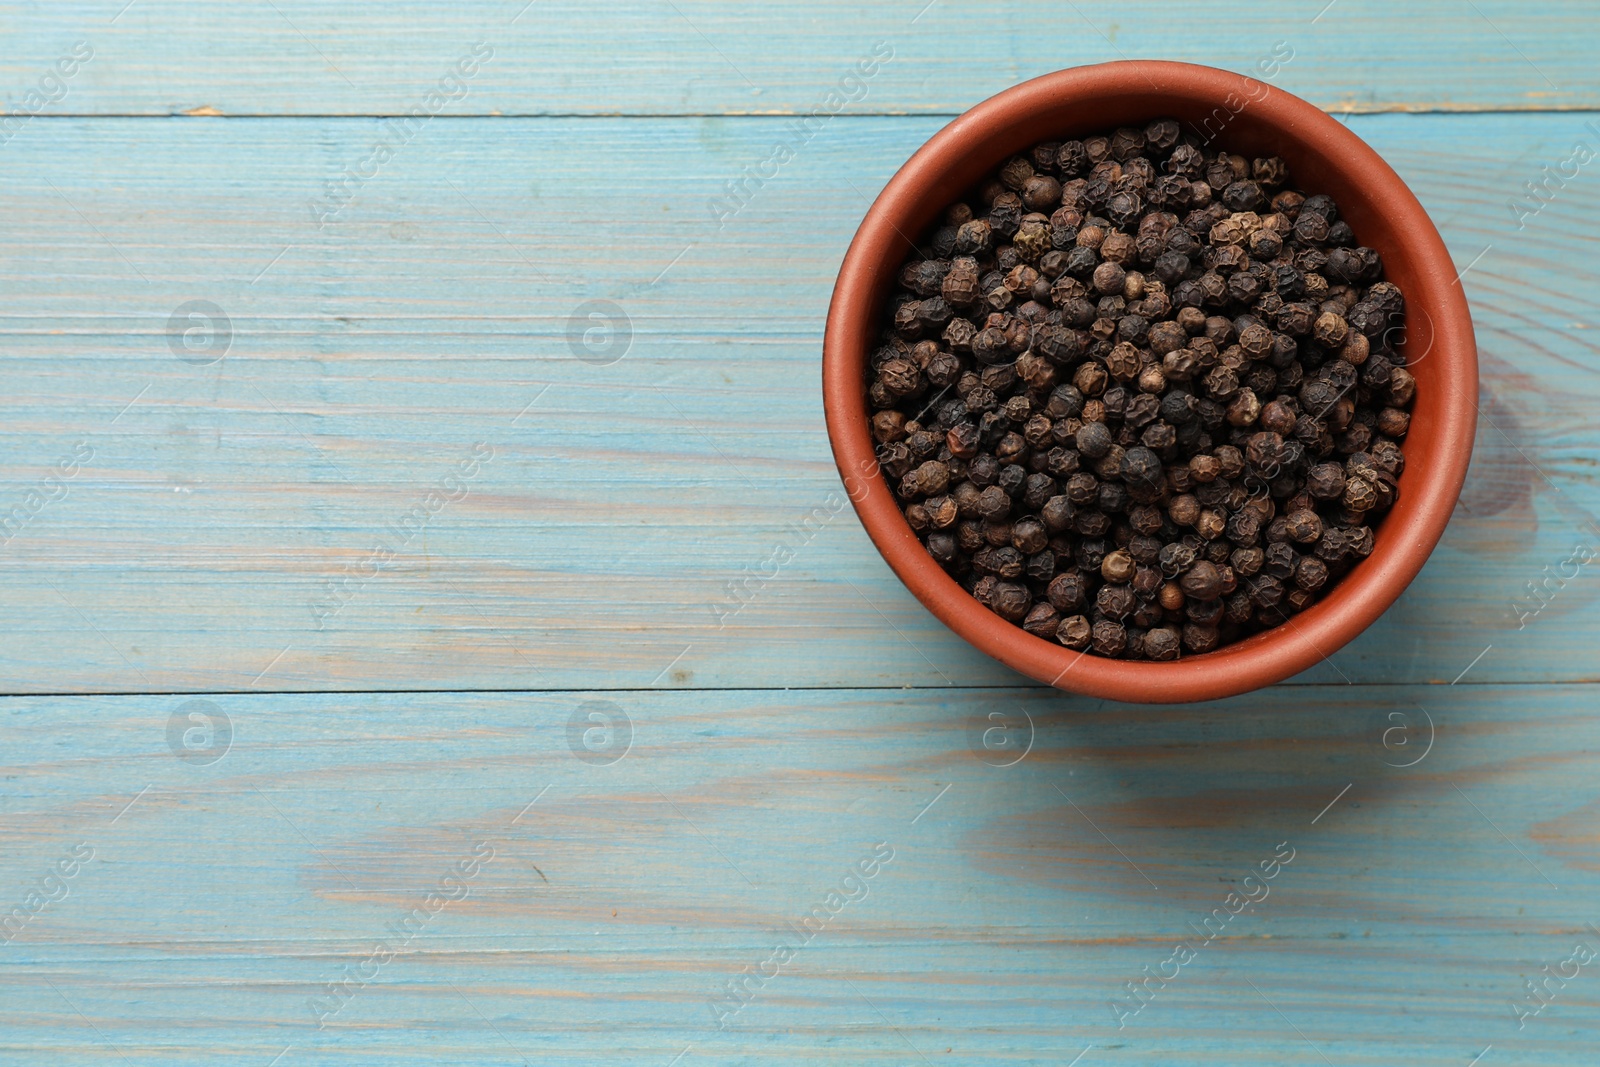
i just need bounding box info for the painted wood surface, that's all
[0,685,1596,1066]
[1,1,1595,115]
[0,113,1597,691]
[2,1,1599,1064]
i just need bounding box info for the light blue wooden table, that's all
[1,2,1597,1064]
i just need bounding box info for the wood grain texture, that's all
[0,1,1594,117]
[2,6,1599,1062]
[0,113,1597,691]
[0,685,1595,1065]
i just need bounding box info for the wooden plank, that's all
[0,1,1595,118]
[0,684,1595,1064]
[0,113,1597,692]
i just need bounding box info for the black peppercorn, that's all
[990,581,1032,622]
[976,485,1011,520]
[1022,603,1061,639]
[1091,619,1128,656]
[1057,614,1093,649]
[874,123,1411,660]
[1179,560,1224,600]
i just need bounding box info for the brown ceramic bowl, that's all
[823,60,1476,703]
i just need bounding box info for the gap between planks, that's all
[11,106,1600,120]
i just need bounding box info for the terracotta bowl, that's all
[823,60,1477,703]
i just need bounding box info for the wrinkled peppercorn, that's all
[869,121,1411,659]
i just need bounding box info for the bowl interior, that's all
[825,62,1475,703]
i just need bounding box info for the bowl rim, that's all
[822,59,1478,703]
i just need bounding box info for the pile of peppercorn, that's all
[868,119,1414,660]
